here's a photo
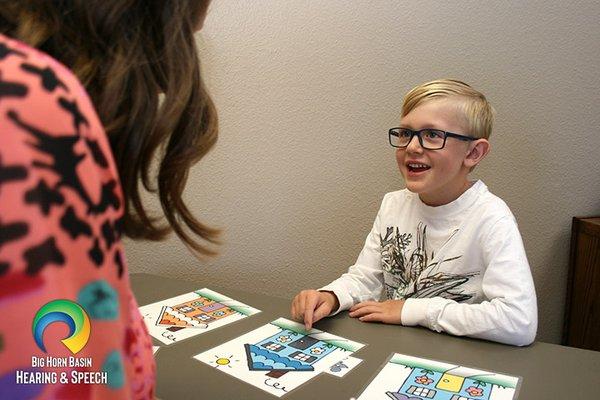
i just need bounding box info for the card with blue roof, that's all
[194,317,365,397]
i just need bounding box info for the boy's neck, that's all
[418,180,475,207]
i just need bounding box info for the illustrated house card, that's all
[194,318,365,397]
[139,288,261,345]
[357,352,521,400]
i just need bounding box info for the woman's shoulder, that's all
[0,33,116,180]
[0,34,105,141]
[0,34,91,99]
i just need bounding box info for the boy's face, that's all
[396,98,476,206]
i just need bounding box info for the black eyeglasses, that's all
[388,127,476,150]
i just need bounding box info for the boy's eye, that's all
[398,129,412,138]
[423,130,442,139]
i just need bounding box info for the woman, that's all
[0,1,216,398]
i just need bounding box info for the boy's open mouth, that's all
[407,162,431,173]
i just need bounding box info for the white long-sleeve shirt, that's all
[321,180,538,346]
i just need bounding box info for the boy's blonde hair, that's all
[402,79,495,139]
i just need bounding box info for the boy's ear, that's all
[464,139,490,168]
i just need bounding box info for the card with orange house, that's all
[139,288,261,345]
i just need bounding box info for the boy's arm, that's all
[319,202,386,315]
[401,215,538,346]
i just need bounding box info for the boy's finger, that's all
[350,305,378,315]
[304,312,313,331]
[359,313,384,323]
[290,301,299,321]
[303,295,319,331]
[290,297,296,314]
[350,301,378,312]
[292,296,304,318]
[297,295,307,317]
[293,296,307,322]
[313,302,330,323]
[349,306,380,317]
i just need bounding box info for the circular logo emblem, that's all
[32,299,91,354]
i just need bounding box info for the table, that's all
[131,273,600,399]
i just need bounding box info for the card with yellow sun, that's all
[194,317,365,397]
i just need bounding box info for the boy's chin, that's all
[403,180,426,194]
[403,181,440,203]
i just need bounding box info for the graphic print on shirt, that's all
[1,48,122,278]
[380,222,477,302]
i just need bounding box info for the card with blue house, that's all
[193,318,365,397]
[139,288,261,345]
[357,353,521,400]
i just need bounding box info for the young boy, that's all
[291,79,537,346]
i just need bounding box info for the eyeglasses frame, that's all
[388,127,477,150]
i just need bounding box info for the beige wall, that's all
[125,0,600,344]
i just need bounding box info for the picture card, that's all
[356,352,521,400]
[139,288,260,345]
[194,318,365,397]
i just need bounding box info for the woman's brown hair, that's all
[0,0,220,256]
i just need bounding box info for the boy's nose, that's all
[406,135,423,153]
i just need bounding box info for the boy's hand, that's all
[348,299,405,324]
[290,290,339,331]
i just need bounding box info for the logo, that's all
[32,299,91,354]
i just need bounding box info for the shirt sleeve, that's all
[319,196,387,314]
[401,215,538,346]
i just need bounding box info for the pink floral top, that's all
[0,34,155,399]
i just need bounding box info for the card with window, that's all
[139,288,261,345]
[194,317,365,397]
[357,352,521,400]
